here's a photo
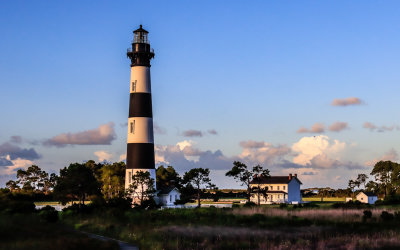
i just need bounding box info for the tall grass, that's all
[232,207,399,222]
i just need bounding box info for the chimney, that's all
[294,173,297,178]
[289,173,292,180]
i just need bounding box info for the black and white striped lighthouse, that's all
[125,25,156,191]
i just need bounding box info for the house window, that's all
[130,120,135,134]
[277,186,280,191]
[175,195,178,200]
[170,195,172,202]
[132,80,137,92]
[361,197,363,200]
[270,186,273,190]
[278,194,280,199]
[283,186,286,190]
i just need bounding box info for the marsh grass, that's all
[59,206,400,249]
[0,213,119,250]
[232,207,400,222]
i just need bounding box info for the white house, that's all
[356,191,378,204]
[157,186,181,206]
[250,174,302,204]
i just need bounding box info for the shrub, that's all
[362,210,372,220]
[243,201,256,208]
[39,205,59,223]
[380,211,394,222]
[279,203,288,208]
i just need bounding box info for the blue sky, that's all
[1,1,400,188]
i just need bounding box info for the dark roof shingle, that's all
[250,176,302,185]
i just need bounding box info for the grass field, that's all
[302,197,346,202]
[59,204,400,249]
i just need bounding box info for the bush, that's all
[279,203,288,208]
[362,210,372,220]
[39,205,59,223]
[380,211,394,222]
[243,201,256,208]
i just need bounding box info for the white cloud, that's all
[44,122,116,147]
[94,150,113,162]
[292,135,346,168]
[365,149,398,166]
[119,154,126,162]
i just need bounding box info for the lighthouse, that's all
[125,25,156,194]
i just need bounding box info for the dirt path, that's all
[80,231,139,250]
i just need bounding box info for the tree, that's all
[348,180,356,198]
[370,161,400,196]
[53,163,100,206]
[226,161,253,202]
[226,161,270,203]
[156,165,182,189]
[5,180,19,192]
[15,165,50,193]
[250,165,270,206]
[100,162,125,200]
[126,171,156,207]
[183,168,214,207]
[356,174,369,189]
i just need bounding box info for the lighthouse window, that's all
[132,80,137,92]
[130,120,135,134]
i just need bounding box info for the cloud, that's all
[0,157,13,167]
[297,123,325,133]
[297,127,309,133]
[44,122,116,147]
[363,122,399,132]
[302,171,318,175]
[154,123,167,135]
[94,151,113,162]
[328,122,348,132]
[119,154,126,162]
[0,142,41,160]
[10,136,22,144]
[331,97,363,106]
[365,149,399,166]
[238,140,291,165]
[182,130,203,137]
[239,140,267,149]
[207,129,218,135]
[292,135,348,169]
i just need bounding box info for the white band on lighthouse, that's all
[127,117,154,143]
[130,66,151,93]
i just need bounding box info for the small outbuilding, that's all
[157,186,181,206]
[356,191,378,204]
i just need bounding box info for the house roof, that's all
[359,191,377,197]
[250,176,302,185]
[157,186,179,195]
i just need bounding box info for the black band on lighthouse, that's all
[129,93,153,117]
[126,143,155,169]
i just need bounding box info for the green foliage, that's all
[371,160,400,196]
[156,165,182,189]
[183,168,214,207]
[53,163,101,205]
[39,205,59,223]
[243,201,256,207]
[100,162,125,200]
[126,171,156,206]
[0,189,35,214]
[226,161,270,204]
